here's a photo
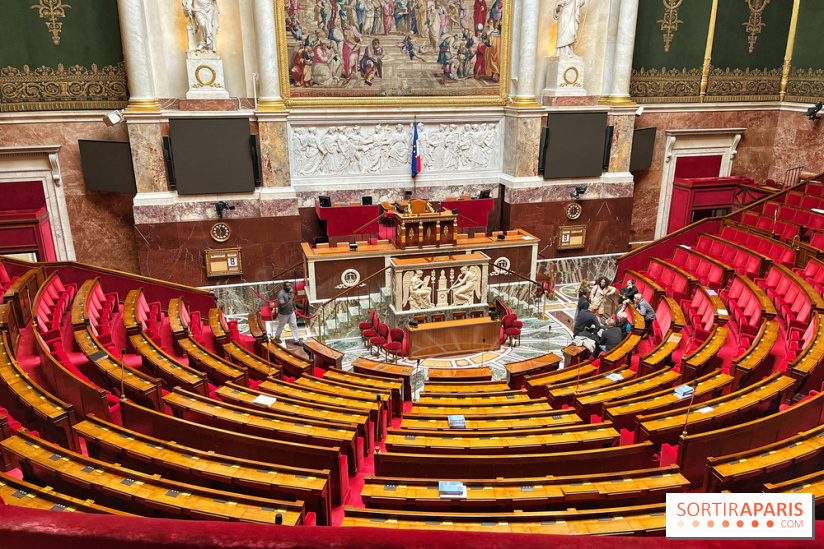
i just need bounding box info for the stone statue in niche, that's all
[183,0,220,53]
[554,0,585,56]
[403,270,433,310]
[451,265,482,306]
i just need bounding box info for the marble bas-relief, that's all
[290,121,502,177]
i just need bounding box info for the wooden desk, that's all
[603,369,733,433]
[163,388,361,475]
[600,334,642,371]
[2,431,304,525]
[678,389,824,485]
[638,333,683,377]
[787,313,824,395]
[341,503,667,535]
[351,357,415,401]
[119,399,349,505]
[167,298,188,339]
[409,400,553,417]
[302,338,343,370]
[122,289,143,337]
[374,442,656,479]
[426,367,493,382]
[208,307,229,344]
[574,367,681,421]
[295,375,393,418]
[422,381,511,393]
[637,372,795,447]
[70,277,98,329]
[129,334,209,396]
[706,423,824,494]
[407,317,501,359]
[259,378,386,441]
[0,470,132,515]
[731,320,779,389]
[179,337,249,387]
[416,389,532,406]
[74,414,332,525]
[217,382,373,456]
[504,353,561,389]
[222,341,281,380]
[680,325,729,382]
[524,362,597,399]
[323,368,403,417]
[399,408,581,431]
[2,266,46,327]
[383,423,618,454]
[263,341,313,379]
[764,469,824,512]
[546,365,636,409]
[0,332,77,451]
[361,466,688,512]
[74,328,163,411]
[0,304,20,356]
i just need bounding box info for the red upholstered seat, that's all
[383,328,405,362]
[503,314,521,347]
[369,323,388,356]
[359,310,376,331]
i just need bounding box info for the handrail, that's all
[351,213,389,240]
[489,262,539,286]
[316,265,390,309]
[271,260,304,281]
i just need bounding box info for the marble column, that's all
[605,0,639,106]
[253,0,286,111]
[509,0,541,107]
[117,0,160,112]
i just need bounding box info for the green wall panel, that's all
[633,0,714,71]
[0,0,127,111]
[792,0,824,68]
[710,0,792,70]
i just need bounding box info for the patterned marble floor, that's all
[224,284,587,397]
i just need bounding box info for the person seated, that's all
[576,288,591,318]
[598,318,624,353]
[619,278,638,306]
[633,293,656,339]
[573,303,601,337]
[615,310,632,336]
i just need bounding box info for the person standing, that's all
[274,282,302,345]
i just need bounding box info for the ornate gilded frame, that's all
[273,0,513,108]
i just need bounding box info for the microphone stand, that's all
[119,348,128,402]
[262,333,272,378]
[680,380,700,438]
[481,338,486,370]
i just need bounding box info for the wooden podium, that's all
[395,210,457,249]
[407,317,501,359]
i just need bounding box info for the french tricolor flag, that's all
[411,123,421,178]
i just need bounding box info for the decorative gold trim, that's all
[563,67,580,86]
[125,98,162,112]
[699,0,719,101]
[785,67,824,103]
[256,98,287,111]
[658,0,683,52]
[743,0,771,54]
[508,96,542,108]
[30,0,71,45]
[0,62,128,112]
[274,0,512,108]
[630,67,702,103]
[194,65,217,86]
[705,66,781,101]
[780,0,801,100]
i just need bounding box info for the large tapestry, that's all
[276,0,511,105]
[0,0,127,111]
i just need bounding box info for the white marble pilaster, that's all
[509,0,541,106]
[253,0,285,110]
[117,0,160,112]
[606,0,639,105]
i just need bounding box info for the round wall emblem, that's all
[493,257,511,275]
[563,66,579,85]
[195,64,217,86]
[341,268,361,287]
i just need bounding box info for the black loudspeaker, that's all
[451,208,459,215]
[319,195,332,207]
[480,190,491,199]
[350,243,358,251]
[497,233,506,240]
[362,196,373,205]
[250,134,261,186]
[490,312,500,321]
[603,125,614,171]
[538,126,549,174]
[162,136,176,189]
[408,320,419,328]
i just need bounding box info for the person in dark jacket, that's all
[573,304,601,337]
[619,278,638,305]
[576,288,591,318]
[599,318,625,353]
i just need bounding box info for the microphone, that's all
[119,348,128,401]
[481,338,486,369]
[680,379,701,438]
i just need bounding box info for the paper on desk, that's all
[606,373,624,382]
[252,394,277,406]
[705,289,717,295]
[717,309,728,315]
[697,406,714,414]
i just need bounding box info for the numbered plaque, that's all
[205,248,243,277]
[557,225,586,251]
